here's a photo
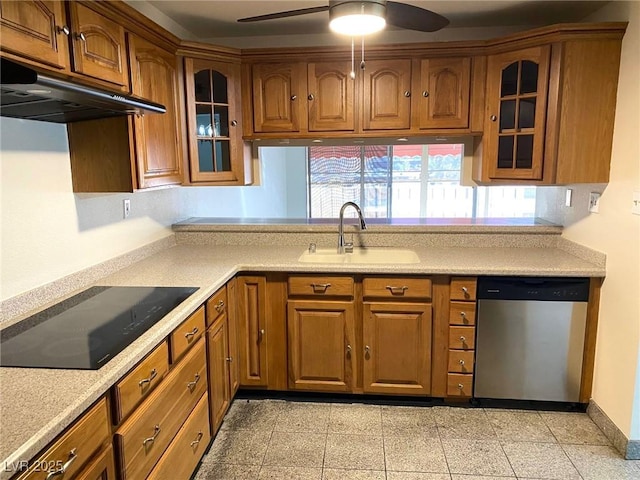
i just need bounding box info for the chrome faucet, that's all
[338,202,367,254]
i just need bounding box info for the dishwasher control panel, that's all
[477,276,589,302]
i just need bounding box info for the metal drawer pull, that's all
[461,286,469,295]
[365,345,371,354]
[310,283,331,293]
[187,373,201,390]
[45,449,77,480]
[459,336,467,343]
[214,300,225,313]
[190,431,204,448]
[143,425,161,448]
[386,285,408,294]
[458,383,464,390]
[346,344,352,355]
[459,359,465,366]
[184,327,199,340]
[138,368,158,388]
[460,312,466,317]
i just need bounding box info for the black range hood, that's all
[0,58,166,123]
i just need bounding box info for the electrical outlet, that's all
[123,199,131,219]
[633,190,640,216]
[589,192,601,213]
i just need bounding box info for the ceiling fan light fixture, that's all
[329,1,386,36]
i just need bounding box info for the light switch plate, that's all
[565,189,573,207]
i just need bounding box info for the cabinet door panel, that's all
[0,0,69,69]
[363,59,412,130]
[128,34,183,189]
[419,57,471,129]
[363,302,432,395]
[226,278,240,395]
[68,2,128,87]
[308,62,354,131]
[252,63,304,132]
[237,276,268,386]
[207,316,230,433]
[485,46,550,180]
[287,300,355,392]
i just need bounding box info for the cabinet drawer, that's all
[75,445,116,480]
[113,342,169,423]
[448,350,475,373]
[147,393,211,480]
[17,398,109,480]
[449,302,476,326]
[115,339,207,480]
[288,276,354,297]
[447,373,473,397]
[362,277,431,299]
[170,306,205,362]
[206,286,228,327]
[450,277,477,301]
[449,326,475,350]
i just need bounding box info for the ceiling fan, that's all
[237,0,450,35]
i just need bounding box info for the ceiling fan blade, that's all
[386,1,449,32]
[238,5,330,23]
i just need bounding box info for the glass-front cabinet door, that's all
[485,46,550,180]
[184,58,246,184]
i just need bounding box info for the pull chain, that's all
[360,36,366,71]
[350,37,356,79]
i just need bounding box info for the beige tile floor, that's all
[194,399,640,480]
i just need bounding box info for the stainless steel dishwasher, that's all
[474,276,590,402]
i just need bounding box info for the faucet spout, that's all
[338,202,367,254]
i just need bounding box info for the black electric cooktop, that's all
[0,286,198,370]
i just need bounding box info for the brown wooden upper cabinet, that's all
[363,59,412,130]
[0,0,128,89]
[418,57,471,129]
[483,46,550,181]
[128,34,183,189]
[184,58,247,185]
[308,61,355,131]
[252,62,306,133]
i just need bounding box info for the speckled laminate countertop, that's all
[0,242,605,477]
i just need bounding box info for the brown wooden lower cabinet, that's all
[207,314,231,433]
[362,302,432,395]
[287,300,355,392]
[147,394,211,480]
[236,275,269,387]
[75,446,117,480]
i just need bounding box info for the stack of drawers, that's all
[447,277,477,397]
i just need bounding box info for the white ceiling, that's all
[141,0,610,38]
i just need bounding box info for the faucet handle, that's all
[308,243,316,253]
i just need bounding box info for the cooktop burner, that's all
[0,286,198,370]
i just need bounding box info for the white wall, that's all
[566,2,640,439]
[0,118,188,301]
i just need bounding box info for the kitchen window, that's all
[307,143,536,219]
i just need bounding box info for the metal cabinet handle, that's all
[258,328,265,342]
[187,373,201,390]
[231,120,238,126]
[226,356,233,362]
[386,285,408,294]
[459,336,466,343]
[75,32,86,42]
[56,25,70,36]
[142,425,161,448]
[190,431,204,448]
[490,115,497,122]
[45,449,77,480]
[311,283,331,293]
[138,368,158,388]
[214,300,225,313]
[346,344,352,355]
[184,327,199,340]
[308,94,314,101]
[291,95,297,101]
[365,345,370,354]
[457,383,464,390]
[422,91,429,97]
[459,359,465,366]
[404,90,411,97]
